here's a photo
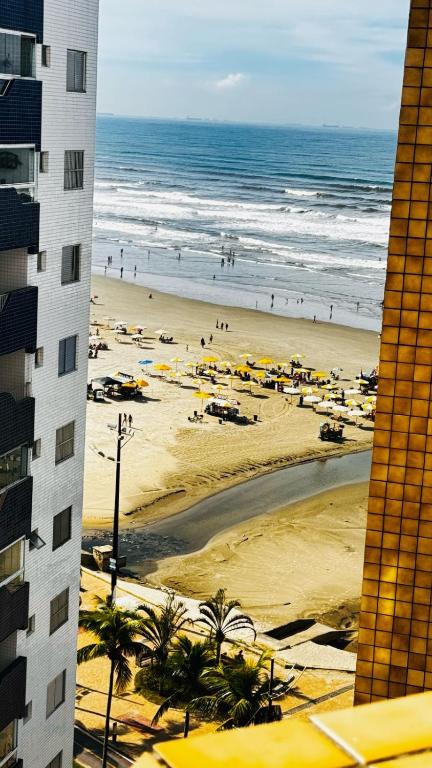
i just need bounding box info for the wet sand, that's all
[148,482,369,631]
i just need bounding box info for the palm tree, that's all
[137,592,189,691]
[198,589,256,663]
[190,651,282,730]
[78,599,142,768]
[137,636,214,737]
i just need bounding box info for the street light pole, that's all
[110,413,123,603]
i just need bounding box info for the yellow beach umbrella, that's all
[253,371,266,379]
[236,365,253,374]
[258,357,274,366]
[322,383,338,390]
[193,390,212,412]
[346,398,359,407]
[365,395,377,404]
[239,353,253,359]
[154,363,172,372]
[275,376,290,383]
[314,371,329,379]
[291,353,304,361]
[302,386,316,395]
[202,355,219,363]
[325,392,338,400]
[279,361,290,367]
[136,379,149,388]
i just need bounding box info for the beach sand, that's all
[147,482,368,631]
[84,275,378,533]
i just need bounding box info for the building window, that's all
[46,671,66,718]
[64,150,84,190]
[0,446,28,490]
[35,347,44,368]
[41,45,51,68]
[37,251,47,273]
[58,335,77,376]
[61,245,81,284]
[40,152,49,173]
[0,720,17,765]
[53,507,72,550]
[26,614,35,636]
[0,539,24,589]
[46,752,62,768]
[50,588,69,635]
[0,32,35,78]
[55,422,75,464]
[23,701,32,724]
[32,438,41,460]
[66,49,86,93]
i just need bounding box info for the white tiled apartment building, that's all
[0,2,99,766]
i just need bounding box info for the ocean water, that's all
[93,117,397,330]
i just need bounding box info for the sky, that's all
[98,0,410,129]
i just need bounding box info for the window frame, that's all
[64,150,84,191]
[46,671,66,718]
[49,588,69,635]
[66,49,87,93]
[53,507,72,551]
[35,347,44,368]
[58,335,78,377]
[46,752,62,768]
[55,422,75,465]
[41,45,51,68]
[61,244,81,285]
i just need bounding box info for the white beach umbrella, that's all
[332,405,348,417]
[304,395,322,405]
[348,409,365,419]
[284,387,300,395]
[344,388,361,396]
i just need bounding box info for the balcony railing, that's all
[0,80,41,150]
[0,188,39,254]
[0,1,44,42]
[0,394,34,457]
[0,287,38,356]
[0,582,29,644]
[0,477,32,552]
[0,658,26,732]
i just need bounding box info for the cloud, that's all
[214,72,247,90]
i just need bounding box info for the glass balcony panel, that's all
[0,720,16,767]
[0,447,27,493]
[0,148,34,187]
[0,33,35,79]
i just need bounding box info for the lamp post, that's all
[107,413,135,604]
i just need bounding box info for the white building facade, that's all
[0,2,99,766]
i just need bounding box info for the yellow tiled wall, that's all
[355,0,432,703]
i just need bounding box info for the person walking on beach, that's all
[220,322,224,331]
[216,320,219,329]
[120,248,124,259]
[122,413,127,428]
[221,258,225,267]
[104,266,107,275]
[356,301,360,312]
[209,334,213,344]
[313,315,316,323]
[225,323,229,332]
[120,267,124,279]
[134,265,137,278]
[200,337,205,349]
[128,414,133,429]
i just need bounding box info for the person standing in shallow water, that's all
[120,267,123,279]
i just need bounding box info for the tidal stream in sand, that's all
[83,449,372,578]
